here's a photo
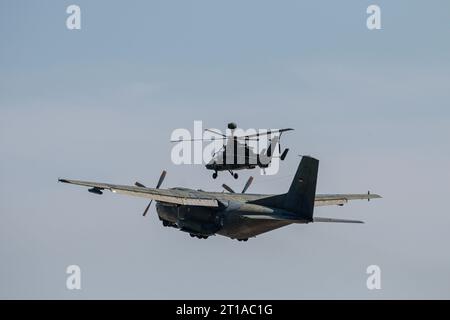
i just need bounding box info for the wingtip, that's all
[58,178,69,183]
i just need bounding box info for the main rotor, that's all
[171,122,293,143]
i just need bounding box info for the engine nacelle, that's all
[88,187,103,195]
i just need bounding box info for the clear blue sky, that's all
[1,0,450,298]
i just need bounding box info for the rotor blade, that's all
[156,170,167,189]
[222,184,235,193]
[135,182,146,188]
[234,128,294,139]
[241,176,254,193]
[142,200,153,216]
[234,137,260,141]
[170,137,227,142]
[205,128,227,138]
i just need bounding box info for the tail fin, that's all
[249,156,319,221]
[282,156,319,220]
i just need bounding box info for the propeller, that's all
[241,176,253,193]
[135,170,167,216]
[222,176,253,194]
[222,184,235,193]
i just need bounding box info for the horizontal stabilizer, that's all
[242,214,364,224]
[313,217,364,224]
[315,193,382,207]
[241,214,308,223]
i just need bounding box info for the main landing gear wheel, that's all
[233,173,238,179]
[237,238,248,242]
[212,172,218,179]
[190,233,208,239]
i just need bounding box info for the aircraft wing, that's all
[58,179,219,207]
[314,193,382,207]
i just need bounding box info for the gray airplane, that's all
[59,156,381,241]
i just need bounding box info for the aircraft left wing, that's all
[58,179,219,207]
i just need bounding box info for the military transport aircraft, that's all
[171,122,293,179]
[59,156,381,241]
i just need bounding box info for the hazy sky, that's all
[1,0,450,299]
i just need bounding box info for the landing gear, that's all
[162,220,177,228]
[237,238,248,242]
[189,233,208,239]
[228,170,238,179]
[212,172,218,179]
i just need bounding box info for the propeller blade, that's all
[156,170,167,189]
[222,184,235,193]
[142,170,166,217]
[241,176,254,193]
[135,182,146,188]
[143,200,153,216]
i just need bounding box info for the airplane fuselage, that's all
[155,200,303,241]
